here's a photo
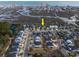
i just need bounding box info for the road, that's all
[23,31,31,57]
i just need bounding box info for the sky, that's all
[0,1,79,6]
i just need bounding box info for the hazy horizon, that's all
[0,1,79,7]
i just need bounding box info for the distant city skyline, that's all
[0,1,79,6]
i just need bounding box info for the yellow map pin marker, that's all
[41,18,45,26]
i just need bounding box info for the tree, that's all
[0,22,11,34]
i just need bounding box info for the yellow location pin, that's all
[41,18,45,26]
